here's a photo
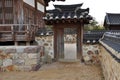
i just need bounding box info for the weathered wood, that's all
[80,23,84,60]
[0,0,51,43]
[53,24,58,60]
[77,26,81,59]
[2,0,5,24]
[57,27,64,59]
[26,41,30,46]
[60,28,64,58]
[17,0,23,25]
[53,23,84,61]
[0,0,45,43]
[54,24,65,61]
[0,24,35,42]
[15,41,18,46]
[34,0,37,24]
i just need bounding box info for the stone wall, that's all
[36,35,100,64]
[35,35,77,59]
[83,44,100,64]
[100,46,120,80]
[0,46,44,72]
[35,35,53,59]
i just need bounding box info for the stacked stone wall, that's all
[0,46,44,72]
[100,46,120,80]
[83,44,100,64]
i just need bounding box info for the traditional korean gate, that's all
[44,3,92,61]
[53,23,83,61]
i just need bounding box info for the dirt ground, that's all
[0,62,104,80]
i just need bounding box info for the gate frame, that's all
[53,23,84,61]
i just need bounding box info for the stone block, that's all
[13,59,25,66]
[25,59,38,65]
[31,64,41,71]
[44,43,49,46]
[17,66,25,71]
[14,54,24,59]
[18,66,32,71]
[2,65,15,72]
[12,53,20,59]
[3,59,13,67]
[83,55,91,61]
[5,48,16,53]
[0,59,3,66]
[44,54,52,63]
[28,53,38,59]
[9,53,15,59]
[23,66,32,71]
[0,51,6,59]
[48,50,54,59]
[16,48,24,53]
[0,49,3,54]
[24,47,38,53]
[21,53,29,59]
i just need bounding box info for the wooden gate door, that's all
[54,24,83,61]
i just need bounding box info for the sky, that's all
[47,0,120,24]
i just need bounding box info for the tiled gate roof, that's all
[44,3,92,24]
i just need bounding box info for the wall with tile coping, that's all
[99,45,120,80]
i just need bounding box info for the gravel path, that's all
[0,62,104,80]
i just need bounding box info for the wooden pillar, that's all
[11,25,14,40]
[13,0,23,24]
[77,26,81,59]
[80,23,84,61]
[34,0,37,24]
[13,0,17,24]
[17,0,23,25]
[58,28,64,59]
[26,41,30,46]
[2,0,5,24]
[60,28,64,59]
[77,23,83,60]
[53,24,58,60]
[15,41,18,46]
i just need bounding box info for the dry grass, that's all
[0,62,104,80]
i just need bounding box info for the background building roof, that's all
[104,13,120,26]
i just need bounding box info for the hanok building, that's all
[0,0,64,45]
[44,3,92,61]
[104,13,120,30]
